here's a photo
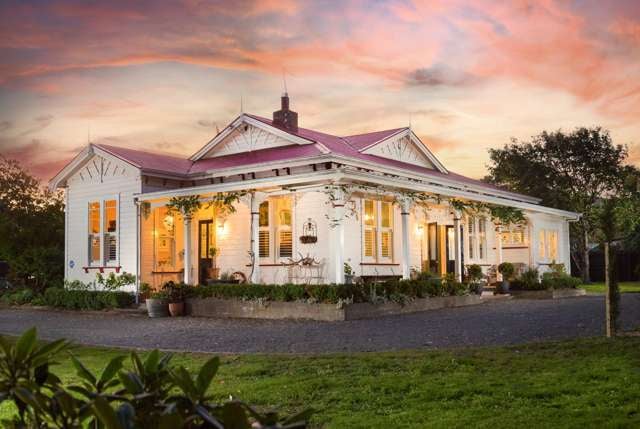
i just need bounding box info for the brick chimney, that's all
[272,93,298,132]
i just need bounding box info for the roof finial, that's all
[408,112,412,130]
[87,124,91,144]
[240,95,244,114]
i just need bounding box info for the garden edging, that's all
[186,294,483,321]
[510,288,586,299]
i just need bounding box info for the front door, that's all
[198,220,216,284]
[446,225,455,274]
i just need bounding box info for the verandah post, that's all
[399,198,413,280]
[183,215,193,285]
[329,188,346,284]
[250,192,266,284]
[453,209,462,282]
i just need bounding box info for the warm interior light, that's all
[163,215,174,232]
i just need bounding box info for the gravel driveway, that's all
[1,295,638,353]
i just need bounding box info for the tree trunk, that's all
[604,242,612,338]
[582,228,591,283]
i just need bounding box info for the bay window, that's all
[259,197,293,262]
[362,199,393,262]
[87,199,118,265]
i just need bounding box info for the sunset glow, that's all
[1,0,639,180]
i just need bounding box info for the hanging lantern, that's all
[300,218,318,244]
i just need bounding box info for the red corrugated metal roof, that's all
[90,115,525,199]
[96,144,193,175]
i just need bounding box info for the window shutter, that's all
[364,229,376,258]
[259,230,270,258]
[279,230,292,258]
[380,231,392,258]
[105,235,117,263]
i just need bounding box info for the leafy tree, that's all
[592,167,640,336]
[0,157,64,290]
[485,127,629,282]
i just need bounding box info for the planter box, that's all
[186,294,483,321]
[510,288,586,299]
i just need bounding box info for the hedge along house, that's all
[50,94,580,292]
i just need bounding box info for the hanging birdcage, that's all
[299,218,318,244]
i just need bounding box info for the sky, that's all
[1,0,639,182]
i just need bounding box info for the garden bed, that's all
[510,288,586,299]
[186,294,483,321]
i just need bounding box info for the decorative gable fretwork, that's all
[73,155,129,184]
[202,123,295,158]
[363,133,436,169]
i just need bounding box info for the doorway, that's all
[198,220,217,284]
[427,222,439,274]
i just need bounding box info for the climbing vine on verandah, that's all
[449,198,526,226]
[165,191,249,218]
[322,183,525,227]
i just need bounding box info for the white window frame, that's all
[87,197,119,266]
[466,216,487,262]
[88,201,102,266]
[104,199,119,265]
[502,224,527,247]
[538,228,559,262]
[258,201,271,260]
[362,199,394,263]
[259,197,294,263]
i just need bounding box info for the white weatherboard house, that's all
[50,95,579,292]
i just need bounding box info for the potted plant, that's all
[163,281,186,317]
[207,247,220,280]
[497,262,515,294]
[146,290,168,318]
[466,264,484,295]
[139,282,151,301]
[344,262,354,284]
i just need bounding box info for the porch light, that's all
[217,220,226,235]
[416,224,424,236]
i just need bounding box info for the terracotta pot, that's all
[168,302,185,317]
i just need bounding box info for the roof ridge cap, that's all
[342,126,408,139]
[95,143,191,161]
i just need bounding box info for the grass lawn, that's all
[582,281,640,294]
[1,337,639,428]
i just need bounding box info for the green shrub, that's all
[511,267,545,290]
[188,277,464,305]
[0,288,35,305]
[498,262,515,280]
[43,287,134,310]
[0,328,309,428]
[541,272,582,289]
[466,264,483,282]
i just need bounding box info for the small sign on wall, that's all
[69,260,75,269]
